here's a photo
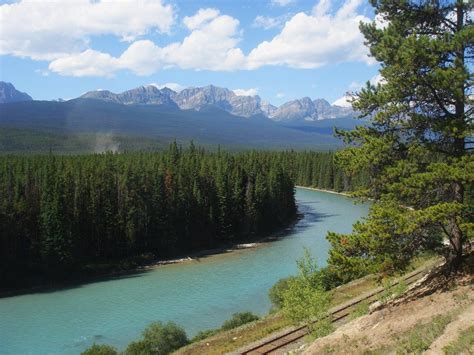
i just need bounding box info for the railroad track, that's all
[237,266,433,355]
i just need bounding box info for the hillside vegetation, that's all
[0,99,348,151]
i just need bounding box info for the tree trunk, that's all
[448,182,464,269]
[447,1,466,270]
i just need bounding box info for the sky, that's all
[0,0,382,106]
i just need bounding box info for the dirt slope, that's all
[304,273,473,354]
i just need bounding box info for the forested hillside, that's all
[0,147,365,289]
[0,99,344,151]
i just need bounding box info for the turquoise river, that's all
[0,188,370,354]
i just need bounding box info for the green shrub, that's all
[81,344,117,355]
[281,276,331,333]
[268,276,295,310]
[125,340,150,355]
[220,312,259,331]
[124,321,188,355]
[281,249,332,336]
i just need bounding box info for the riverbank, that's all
[0,212,302,299]
[1,187,353,298]
[295,185,351,197]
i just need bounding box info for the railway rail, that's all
[236,266,434,355]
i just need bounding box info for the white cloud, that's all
[163,11,245,71]
[5,1,378,77]
[348,81,364,90]
[276,92,286,98]
[253,14,291,30]
[370,73,386,86]
[247,0,372,69]
[333,73,385,106]
[48,40,163,77]
[49,49,119,78]
[183,8,220,30]
[48,9,245,77]
[0,0,174,61]
[233,88,258,96]
[312,0,331,17]
[332,95,353,108]
[149,82,186,92]
[253,15,281,30]
[374,13,389,29]
[118,40,163,76]
[271,0,293,6]
[345,73,386,91]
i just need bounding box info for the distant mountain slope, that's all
[269,97,353,122]
[0,99,344,151]
[0,82,33,104]
[80,84,355,121]
[81,86,177,107]
[0,127,168,154]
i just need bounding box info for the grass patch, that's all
[378,279,408,303]
[443,325,474,355]
[372,313,455,354]
[175,313,290,355]
[349,301,370,320]
[330,274,378,305]
[305,319,335,343]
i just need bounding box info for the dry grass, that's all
[443,325,474,355]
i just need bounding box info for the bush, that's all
[124,321,189,355]
[281,277,331,332]
[125,340,150,355]
[220,312,259,331]
[268,276,295,310]
[81,344,117,355]
[281,249,332,335]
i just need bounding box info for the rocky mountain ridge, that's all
[0,81,353,122]
[80,84,354,122]
[0,82,33,104]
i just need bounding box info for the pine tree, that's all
[330,0,473,276]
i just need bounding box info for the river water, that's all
[0,188,370,354]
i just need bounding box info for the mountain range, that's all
[0,81,362,153]
[79,84,354,122]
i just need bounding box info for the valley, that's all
[0,82,360,153]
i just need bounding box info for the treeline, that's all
[0,144,297,286]
[0,146,365,288]
[271,151,369,192]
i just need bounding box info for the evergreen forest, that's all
[0,145,366,289]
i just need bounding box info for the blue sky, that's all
[0,0,381,106]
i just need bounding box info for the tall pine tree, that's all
[328,0,473,279]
